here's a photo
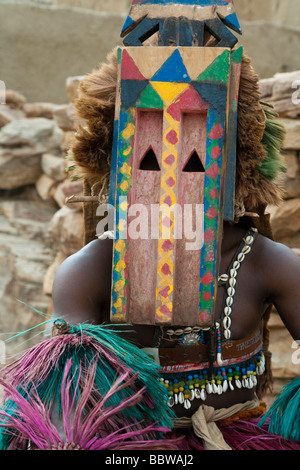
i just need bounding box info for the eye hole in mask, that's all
[139,147,161,171]
[183,150,205,173]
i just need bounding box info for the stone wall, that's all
[260,71,300,251]
[259,70,300,398]
[0,85,84,360]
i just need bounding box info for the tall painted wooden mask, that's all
[108,0,243,328]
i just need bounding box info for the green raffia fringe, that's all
[258,103,286,181]
[0,321,176,449]
[64,322,175,422]
[258,377,300,442]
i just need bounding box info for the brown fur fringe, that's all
[236,54,284,213]
[71,48,119,188]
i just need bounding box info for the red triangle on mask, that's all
[121,50,146,80]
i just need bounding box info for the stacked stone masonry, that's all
[260,70,300,399]
[0,84,85,360]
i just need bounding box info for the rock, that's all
[0,4,125,104]
[273,98,300,119]
[0,151,42,190]
[61,131,75,153]
[52,183,66,208]
[270,199,300,240]
[0,105,25,128]
[5,90,27,109]
[269,323,299,379]
[283,233,300,249]
[53,103,78,131]
[0,118,64,189]
[0,197,58,236]
[270,71,300,101]
[268,311,299,388]
[41,153,66,182]
[53,180,83,209]
[66,76,84,103]
[53,0,131,15]
[61,180,83,199]
[35,174,57,202]
[23,102,57,119]
[282,176,300,200]
[260,71,300,118]
[268,312,285,329]
[48,206,84,257]
[43,251,67,296]
[278,118,300,150]
[62,180,84,210]
[283,152,299,179]
[0,187,57,356]
[281,152,300,199]
[0,118,63,153]
[259,78,276,99]
[292,248,300,257]
[264,309,300,396]
[237,21,300,79]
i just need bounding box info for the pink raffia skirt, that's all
[166,403,300,451]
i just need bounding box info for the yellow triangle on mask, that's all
[150,82,190,107]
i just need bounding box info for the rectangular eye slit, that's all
[135,109,163,172]
[180,112,207,172]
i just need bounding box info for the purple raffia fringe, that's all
[1,326,300,450]
[0,359,182,450]
[166,418,300,450]
[220,418,300,450]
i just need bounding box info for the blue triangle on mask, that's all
[151,49,191,83]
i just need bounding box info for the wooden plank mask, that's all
[108,0,243,327]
